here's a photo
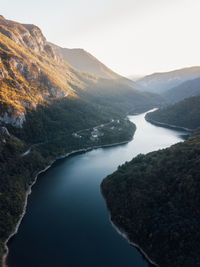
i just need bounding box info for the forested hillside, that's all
[146,95,200,130]
[0,15,162,265]
[0,15,161,142]
[101,135,200,267]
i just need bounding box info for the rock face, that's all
[1,126,10,136]
[0,16,161,128]
[0,16,86,127]
[0,111,25,128]
[0,125,11,143]
[0,16,58,59]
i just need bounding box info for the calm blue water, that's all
[7,111,187,267]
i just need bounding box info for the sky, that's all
[1,0,200,77]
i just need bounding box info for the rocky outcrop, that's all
[0,125,11,143]
[0,15,162,131]
[0,16,58,60]
[0,16,78,127]
[0,111,26,128]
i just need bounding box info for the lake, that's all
[7,111,187,267]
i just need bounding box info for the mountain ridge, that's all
[136,66,200,94]
[0,15,162,129]
[0,16,163,265]
[50,42,142,90]
[163,77,200,103]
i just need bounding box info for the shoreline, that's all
[2,164,52,267]
[110,219,159,267]
[2,138,132,267]
[100,111,192,267]
[145,116,193,133]
[100,189,159,267]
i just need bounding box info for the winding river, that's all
[7,111,187,267]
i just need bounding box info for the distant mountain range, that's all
[1,13,200,267]
[0,15,160,128]
[163,77,200,103]
[135,67,200,94]
[0,15,163,264]
[103,69,200,267]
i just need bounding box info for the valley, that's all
[6,111,186,267]
[0,15,160,266]
[1,11,200,267]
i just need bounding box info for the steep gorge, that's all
[0,15,162,265]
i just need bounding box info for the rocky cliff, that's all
[0,16,162,130]
[0,15,89,127]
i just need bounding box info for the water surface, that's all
[7,111,187,267]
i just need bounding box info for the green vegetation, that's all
[0,16,161,126]
[0,16,161,265]
[146,95,200,130]
[0,95,136,264]
[0,134,48,265]
[101,135,200,267]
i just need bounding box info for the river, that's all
[7,111,187,267]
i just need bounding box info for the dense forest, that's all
[101,135,200,267]
[146,95,200,130]
[0,16,153,265]
[3,14,200,267]
[0,96,136,265]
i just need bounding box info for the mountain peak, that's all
[0,17,59,60]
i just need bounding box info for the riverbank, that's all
[101,188,159,267]
[2,135,134,267]
[2,165,51,267]
[1,116,136,266]
[145,116,193,133]
[101,134,200,267]
[6,111,187,267]
[101,112,192,267]
[110,220,159,267]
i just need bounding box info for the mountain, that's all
[137,67,200,94]
[0,15,161,129]
[163,77,200,103]
[0,15,162,265]
[146,95,200,130]
[50,43,141,89]
[0,15,86,127]
[101,135,200,267]
[50,43,121,79]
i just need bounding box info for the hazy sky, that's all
[2,0,200,76]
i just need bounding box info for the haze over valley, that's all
[1,1,200,267]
